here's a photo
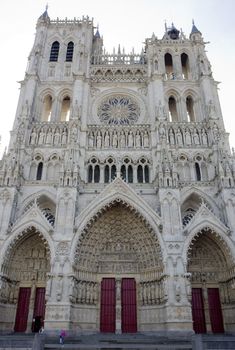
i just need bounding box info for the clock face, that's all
[97,95,140,125]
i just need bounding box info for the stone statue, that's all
[193,129,200,145]
[53,128,60,145]
[88,132,94,148]
[202,129,208,145]
[185,128,191,145]
[112,132,118,148]
[96,132,102,148]
[135,131,141,148]
[169,128,175,144]
[176,128,183,146]
[143,131,149,147]
[128,131,134,148]
[61,128,67,145]
[120,131,126,148]
[38,129,45,144]
[46,128,53,144]
[104,131,110,148]
[30,128,37,145]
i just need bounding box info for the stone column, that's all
[115,278,122,334]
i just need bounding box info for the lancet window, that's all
[165,53,174,79]
[60,96,71,121]
[49,41,60,62]
[186,96,195,122]
[66,42,74,62]
[104,158,116,183]
[120,158,133,183]
[168,96,178,122]
[88,158,100,183]
[41,95,52,122]
[181,53,190,79]
[137,158,149,183]
[36,162,43,181]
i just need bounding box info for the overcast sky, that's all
[1,0,234,154]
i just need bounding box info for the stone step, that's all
[192,334,235,349]
[45,345,192,350]
[44,334,192,350]
[0,334,34,349]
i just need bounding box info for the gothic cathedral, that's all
[0,9,235,335]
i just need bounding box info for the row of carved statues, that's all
[29,124,79,146]
[69,279,98,305]
[88,129,150,149]
[160,125,209,146]
[0,277,17,304]
[140,279,167,305]
[28,123,219,148]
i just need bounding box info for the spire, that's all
[191,19,201,35]
[38,4,50,22]
[94,24,101,38]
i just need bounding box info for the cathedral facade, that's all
[0,9,235,335]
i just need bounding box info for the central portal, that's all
[73,202,163,332]
[100,278,137,333]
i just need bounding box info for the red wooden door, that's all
[207,288,224,333]
[32,288,46,332]
[14,287,31,332]
[191,288,206,334]
[100,278,116,333]
[121,278,137,333]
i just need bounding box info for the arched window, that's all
[165,53,174,79]
[66,42,74,62]
[104,165,109,183]
[168,96,178,121]
[186,96,195,122]
[181,53,189,79]
[88,165,92,183]
[121,165,126,181]
[94,165,100,183]
[144,165,149,183]
[111,165,116,180]
[195,162,201,181]
[49,41,60,62]
[137,165,143,183]
[41,95,52,122]
[87,158,100,183]
[104,158,116,183]
[60,96,70,121]
[128,165,133,183]
[36,162,43,180]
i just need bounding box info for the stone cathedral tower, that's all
[0,9,235,335]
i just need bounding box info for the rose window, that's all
[97,95,140,125]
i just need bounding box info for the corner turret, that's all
[190,20,202,41]
[92,25,103,55]
[37,5,50,25]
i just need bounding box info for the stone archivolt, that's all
[75,203,162,274]
[0,227,50,304]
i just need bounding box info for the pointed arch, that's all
[182,224,235,267]
[71,178,164,263]
[181,187,221,213]
[20,190,57,215]
[0,224,55,271]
